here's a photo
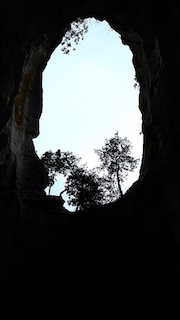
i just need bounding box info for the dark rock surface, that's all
[0,0,180,318]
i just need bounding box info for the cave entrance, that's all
[34,18,143,210]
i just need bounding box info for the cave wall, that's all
[0,1,180,198]
[0,0,178,193]
[0,0,180,318]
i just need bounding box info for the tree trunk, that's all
[116,169,123,197]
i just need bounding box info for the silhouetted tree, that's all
[65,165,104,211]
[41,133,139,208]
[98,174,120,204]
[40,151,57,195]
[95,131,139,198]
[41,149,80,194]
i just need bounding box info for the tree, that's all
[94,131,139,199]
[65,165,104,211]
[40,150,58,195]
[41,133,139,209]
[99,174,120,204]
[41,149,105,209]
[41,149,81,195]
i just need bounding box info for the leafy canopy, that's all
[41,150,80,194]
[65,165,104,211]
[41,132,139,209]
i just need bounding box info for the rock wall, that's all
[0,0,180,318]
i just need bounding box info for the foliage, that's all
[54,150,81,175]
[40,151,57,194]
[41,132,139,209]
[41,150,80,194]
[99,174,120,204]
[65,165,104,211]
[61,18,88,54]
[94,131,139,198]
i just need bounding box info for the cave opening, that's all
[34,18,143,210]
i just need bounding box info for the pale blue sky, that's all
[34,19,143,209]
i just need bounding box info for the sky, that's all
[34,18,143,210]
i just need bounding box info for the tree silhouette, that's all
[41,149,80,195]
[95,131,139,198]
[41,133,139,208]
[65,165,104,211]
